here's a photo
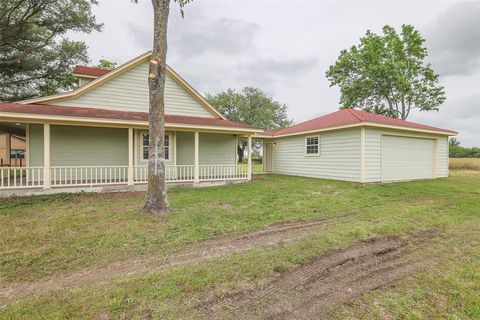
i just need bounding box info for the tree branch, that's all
[0,24,60,66]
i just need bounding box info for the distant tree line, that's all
[449,138,480,158]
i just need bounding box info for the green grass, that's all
[450,157,480,171]
[253,162,264,173]
[1,172,479,319]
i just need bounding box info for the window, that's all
[305,136,319,155]
[142,133,169,161]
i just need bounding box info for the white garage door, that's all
[382,135,435,182]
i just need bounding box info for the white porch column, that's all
[360,127,366,183]
[247,135,252,181]
[4,132,11,165]
[194,131,199,183]
[43,123,51,189]
[25,124,30,167]
[127,128,134,186]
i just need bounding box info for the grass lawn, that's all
[1,171,479,319]
[253,162,264,173]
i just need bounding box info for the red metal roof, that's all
[263,109,456,136]
[0,103,256,130]
[73,65,110,77]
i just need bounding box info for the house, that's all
[0,52,456,194]
[0,52,261,193]
[259,109,456,183]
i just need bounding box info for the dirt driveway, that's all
[198,229,440,320]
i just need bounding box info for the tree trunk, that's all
[400,97,406,120]
[238,143,244,163]
[143,0,171,216]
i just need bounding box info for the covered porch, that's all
[0,104,260,193]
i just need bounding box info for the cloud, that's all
[125,5,318,97]
[424,1,480,77]
[169,14,260,59]
[127,23,151,50]
[411,94,480,147]
[127,6,260,59]
[235,57,318,88]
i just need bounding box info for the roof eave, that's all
[264,122,456,138]
[72,73,99,79]
[0,111,261,134]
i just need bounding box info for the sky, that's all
[73,0,479,146]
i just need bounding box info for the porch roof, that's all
[0,103,261,133]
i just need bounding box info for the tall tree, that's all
[206,87,293,162]
[206,87,292,130]
[96,59,117,70]
[326,24,446,120]
[133,0,191,216]
[0,0,103,102]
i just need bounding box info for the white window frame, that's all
[305,135,320,156]
[139,131,172,163]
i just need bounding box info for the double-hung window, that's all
[142,133,169,161]
[305,136,319,156]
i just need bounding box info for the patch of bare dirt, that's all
[0,219,326,304]
[198,229,440,320]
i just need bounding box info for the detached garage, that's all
[261,109,455,183]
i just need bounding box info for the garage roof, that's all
[263,109,457,137]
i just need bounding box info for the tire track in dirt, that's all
[198,229,440,320]
[0,219,326,304]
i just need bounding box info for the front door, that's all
[264,142,273,172]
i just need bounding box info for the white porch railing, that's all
[134,164,248,183]
[0,164,250,190]
[51,166,129,187]
[134,165,195,183]
[0,167,44,189]
[199,164,248,181]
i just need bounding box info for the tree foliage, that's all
[0,0,103,102]
[326,24,446,120]
[449,138,480,158]
[206,87,292,162]
[96,59,117,70]
[205,87,293,130]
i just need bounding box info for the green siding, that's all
[272,128,361,182]
[176,132,236,165]
[29,124,44,166]
[199,133,236,165]
[29,126,236,169]
[50,61,215,118]
[437,136,448,177]
[364,128,382,182]
[176,132,194,165]
[29,125,128,166]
